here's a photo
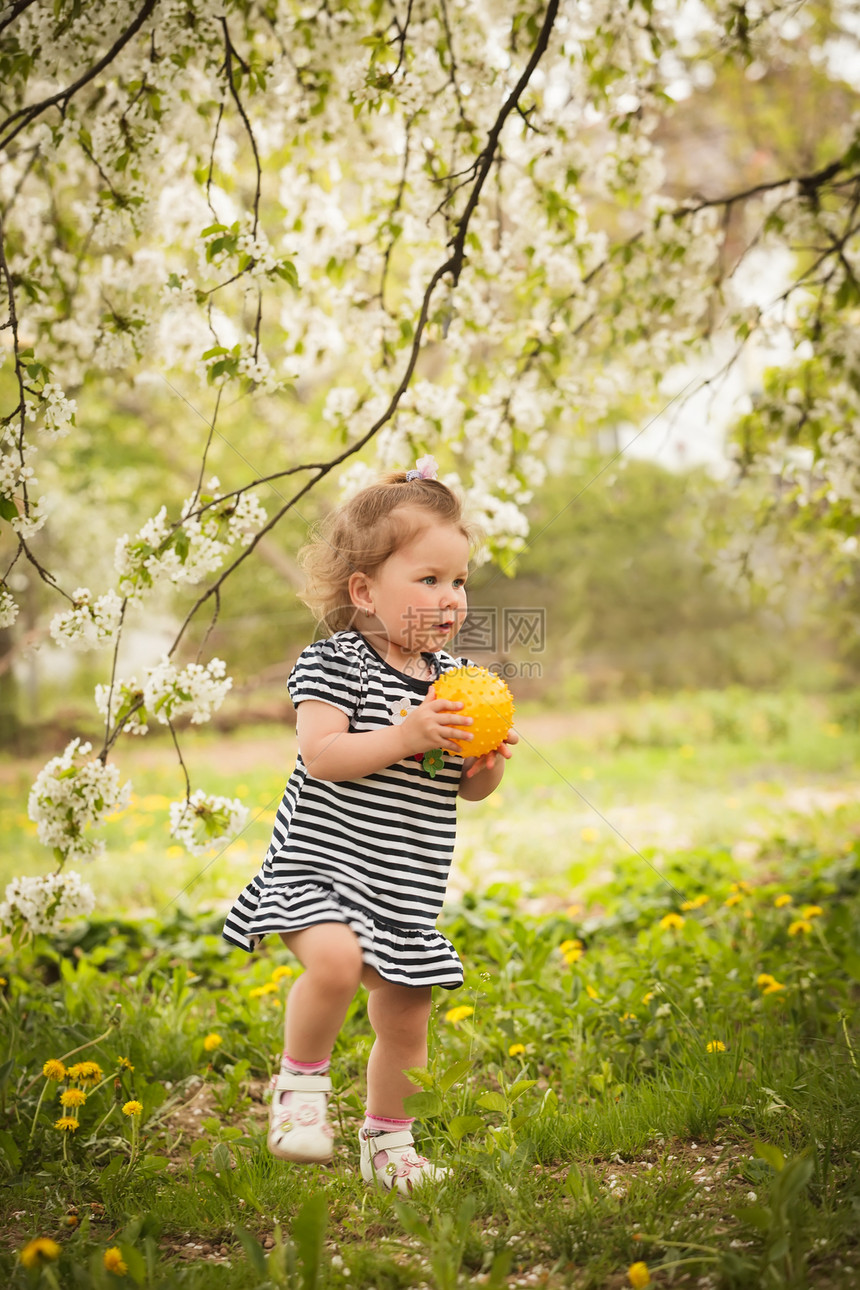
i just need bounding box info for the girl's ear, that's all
[348,570,372,613]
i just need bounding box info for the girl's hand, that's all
[400,687,473,757]
[463,727,519,778]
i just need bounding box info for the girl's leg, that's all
[358,970,445,1191]
[267,923,363,1164]
[281,923,364,1060]
[362,969,432,1116]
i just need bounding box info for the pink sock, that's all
[363,1114,414,1135]
[280,1053,330,1075]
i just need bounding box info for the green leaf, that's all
[439,1057,473,1094]
[733,1204,773,1231]
[0,1129,22,1173]
[447,1115,484,1142]
[293,1192,327,1290]
[402,1090,443,1117]
[0,496,19,522]
[119,1243,147,1285]
[753,1141,785,1172]
[477,1091,507,1113]
[394,1202,431,1242]
[233,1225,267,1276]
[507,1079,538,1103]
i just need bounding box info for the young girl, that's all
[222,456,517,1192]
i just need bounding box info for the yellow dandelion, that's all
[641,991,654,1005]
[564,947,583,964]
[724,893,743,907]
[20,1237,61,1269]
[788,919,812,936]
[121,1100,143,1117]
[116,1057,135,1071]
[659,913,685,930]
[0,976,7,986]
[42,1058,67,1082]
[66,1061,103,1087]
[757,973,776,988]
[445,1005,474,1025]
[203,1033,223,1052]
[103,1247,128,1275]
[774,894,792,908]
[248,982,278,998]
[730,881,753,894]
[54,1116,80,1132]
[508,1043,526,1057]
[581,826,599,842]
[802,905,823,919]
[763,980,786,994]
[620,1013,637,1022]
[270,965,294,982]
[585,984,599,1000]
[628,1261,651,1288]
[706,1040,726,1053]
[560,938,582,953]
[60,1088,86,1108]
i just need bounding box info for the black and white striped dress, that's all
[221,630,476,989]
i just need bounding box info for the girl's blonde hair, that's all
[297,470,484,634]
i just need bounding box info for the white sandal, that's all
[359,1127,448,1193]
[267,1072,334,1163]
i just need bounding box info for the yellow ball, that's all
[434,666,516,758]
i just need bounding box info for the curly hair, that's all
[297,471,484,634]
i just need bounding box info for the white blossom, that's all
[28,739,132,864]
[0,586,19,628]
[0,870,96,939]
[169,790,249,856]
[50,588,124,650]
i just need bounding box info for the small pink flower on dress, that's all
[294,1103,321,1126]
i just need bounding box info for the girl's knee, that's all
[286,924,364,996]
[368,984,432,1042]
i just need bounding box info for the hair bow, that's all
[405,455,438,482]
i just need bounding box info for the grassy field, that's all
[0,688,858,1288]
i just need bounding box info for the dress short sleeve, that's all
[287,636,365,719]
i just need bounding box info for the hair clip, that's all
[405,455,438,482]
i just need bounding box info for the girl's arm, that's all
[458,730,518,801]
[296,692,472,782]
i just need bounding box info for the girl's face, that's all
[354,517,470,661]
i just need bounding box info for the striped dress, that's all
[221,630,476,989]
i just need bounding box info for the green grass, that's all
[0,688,858,1288]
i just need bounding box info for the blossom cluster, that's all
[27,739,132,864]
[50,588,124,651]
[168,789,249,856]
[0,870,95,939]
[95,656,232,734]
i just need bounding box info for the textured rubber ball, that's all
[434,666,516,758]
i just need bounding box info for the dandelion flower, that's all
[54,1116,80,1132]
[621,1012,637,1022]
[641,991,654,1005]
[788,919,812,936]
[20,1237,61,1268]
[628,1261,651,1288]
[248,982,278,998]
[116,1057,135,1071]
[585,984,600,1000]
[756,972,786,994]
[508,1043,526,1057]
[103,1247,128,1275]
[122,1100,143,1117]
[681,894,709,910]
[659,913,685,930]
[42,1059,67,1082]
[60,1088,86,1108]
[67,1060,103,1087]
[445,1005,474,1025]
[724,893,743,907]
[0,976,7,986]
[730,881,753,894]
[270,965,294,982]
[773,894,792,908]
[706,1040,726,1053]
[802,905,823,919]
[203,1033,223,1052]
